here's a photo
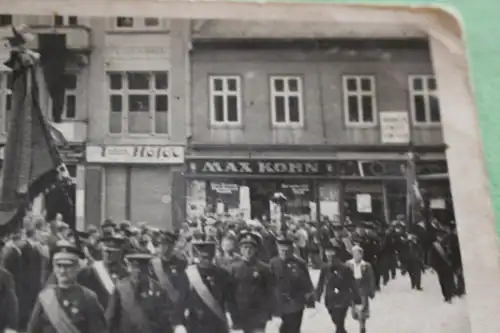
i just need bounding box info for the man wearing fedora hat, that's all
[106,253,173,333]
[269,237,315,333]
[229,231,275,333]
[316,239,360,333]
[27,240,108,333]
[150,230,190,332]
[77,235,129,309]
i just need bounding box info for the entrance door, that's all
[247,180,280,220]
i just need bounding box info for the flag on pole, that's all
[0,26,75,238]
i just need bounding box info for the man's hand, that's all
[174,325,187,333]
[5,328,18,333]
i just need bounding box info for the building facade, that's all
[185,20,453,224]
[0,14,190,230]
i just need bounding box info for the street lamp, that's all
[271,192,288,236]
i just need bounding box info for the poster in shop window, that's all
[206,182,240,213]
[356,193,372,213]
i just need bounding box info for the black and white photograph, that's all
[0,7,483,333]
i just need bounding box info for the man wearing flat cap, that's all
[77,235,129,308]
[106,253,173,333]
[150,230,190,332]
[27,240,108,333]
[316,240,360,333]
[228,231,275,333]
[269,238,315,333]
[184,241,235,333]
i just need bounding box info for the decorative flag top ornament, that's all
[0,25,76,239]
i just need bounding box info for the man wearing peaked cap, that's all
[269,238,315,333]
[101,218,117,237]
[229,230,274,332]
[77,235,129,309]
[316,238,360,333]
[184,241,234,333]
[106,253,173,333]
[27,240,108,333]
[150,229,190,331]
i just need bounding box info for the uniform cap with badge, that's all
[53,240,84,265]
[100,235,126,252]
[125,253,154,269]
[276,237,294,248]
[192,241,217,258]
[238,230,263,247]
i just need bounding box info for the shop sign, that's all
[380,111,410,144]
[86,145,184,164]
[186,159,448,177]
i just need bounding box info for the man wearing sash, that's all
[27,240,108,333]
[229,231,275,333]
[185,241,235,333]
[269,238,315,333]
[150,230,190,330]
[106,253,173,333]
[77,235,129,308]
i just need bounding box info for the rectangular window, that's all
[343,75,376,126]
[53,15,78,26]
[270,76,304,126]
[209,76,241,125]
[409,75,441,125]
[0,15,12,27]
[107,71,169,135]
[1,71,12,133]
[115,17,160,29]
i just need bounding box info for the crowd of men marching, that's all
[0,211,465,333]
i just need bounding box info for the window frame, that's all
[114,17,163,30]
[107,71,170,136]
[408,74,441,126]
[269,75,305,128]
[208,75,243,127]
[0,71,12,134]
[52,15,78,26]
[342,75,378,128]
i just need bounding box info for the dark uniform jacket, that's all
[106,277,173,333]
[185,264,235,333]
[316,262,360,309]
[269,255,314,316]
[229,258,275,328]
[2,242,28,330]
[77,261,129,308]
[27,284,108,333]
[0,266,18,331]
[149,253,190,326]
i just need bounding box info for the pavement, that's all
[262,269,471,333]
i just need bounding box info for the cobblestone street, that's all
[263,269,471,333]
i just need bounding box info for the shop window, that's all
[270,76,304,127]
[409,75,441,125]
[53,15,78,26]
[1,71,12,134]
[115,17,161,29]
[0,14,12,27]
[209,75,242,126]
[343,75,377,127]
[108,71,169,135]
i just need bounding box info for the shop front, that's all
[85,144,186,230]
[184,157,453,225]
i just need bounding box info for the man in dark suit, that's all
[316,240,360,333]
[229,231,275,333]
[0,239,18,333]
[185,241,235,333]
[269,238,315,333]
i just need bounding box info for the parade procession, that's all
[0,22,467,333]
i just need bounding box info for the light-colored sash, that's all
[93,261,115,294]
[152,257,180,303]
[38,287,81,333]
[186,266,228,327]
